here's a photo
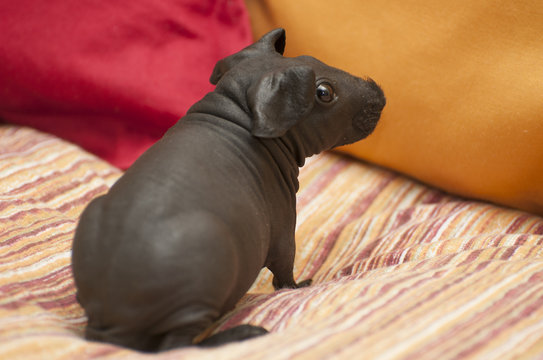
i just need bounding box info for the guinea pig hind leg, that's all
[198,325,269,347]
[159,321,268,350]
[156,305,218,351]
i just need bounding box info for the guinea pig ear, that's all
[209,58,230,85]
[248,65,316,138]
[209,28,286,85]
[257,28,286,55]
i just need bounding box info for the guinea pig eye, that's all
[316,82,335,103]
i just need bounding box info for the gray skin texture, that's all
[71,28,386,352]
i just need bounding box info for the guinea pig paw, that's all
[295,279,312,288]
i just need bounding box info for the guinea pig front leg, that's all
[268,235,312,290]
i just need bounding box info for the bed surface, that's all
[1,125,542,359]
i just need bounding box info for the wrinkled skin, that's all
[72,28,386,352]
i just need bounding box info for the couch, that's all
[1,125,542,359]
[1,1,542,359]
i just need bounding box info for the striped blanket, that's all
[1,125,542,359]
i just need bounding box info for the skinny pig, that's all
[72,28,386,352]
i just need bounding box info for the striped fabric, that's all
[1,125,542,359]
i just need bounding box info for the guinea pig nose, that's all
[364,78,386,112]
[352,79,386,135]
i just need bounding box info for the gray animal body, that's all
[72,28,385,352]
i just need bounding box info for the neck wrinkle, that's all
[281,129,309,168]
[187,87,253,134]
[188,90,303,195]
[258,134,303,195]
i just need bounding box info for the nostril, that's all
[362,95,386,120]
[353,105,383,135]
[367,96,386,113]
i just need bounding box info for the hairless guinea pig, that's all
[72,28,386,352]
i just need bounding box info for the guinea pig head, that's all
[210,28,386,156]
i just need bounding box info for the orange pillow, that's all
[246,0,543,216]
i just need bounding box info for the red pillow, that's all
[0,0,252,169]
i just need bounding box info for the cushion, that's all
[1,124,542,358]
[245,0,543,216]
[0,0,252,169]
